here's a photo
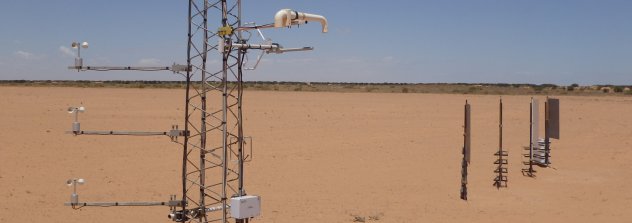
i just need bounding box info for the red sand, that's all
[1,86,631,222]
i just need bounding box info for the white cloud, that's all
[14,50,44,60]
[14,51,33,59]
[138,58,162,66]
[59,46,75,57]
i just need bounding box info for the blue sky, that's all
[1,0,631,85]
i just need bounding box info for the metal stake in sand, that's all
[63,2,328,223]
[460,100,471,200]
[522,97,539,177]
[493,98,508,188]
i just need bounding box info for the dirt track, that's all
[1,86,631,222]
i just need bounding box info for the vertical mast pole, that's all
[198,0,210,221]
[221,1,229,222]
[183,0,193,216]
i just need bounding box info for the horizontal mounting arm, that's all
[69,130,166,136]
[68,64,191,72]
[230,43,313,54]
[231,43,279,50]
[272,47,314,54]
[68,129,188,137]
[235,24,275,32]
[65,200,184,207]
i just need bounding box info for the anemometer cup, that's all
[68,106,84,134]
[71,42,89,49]
[67,106,85,113]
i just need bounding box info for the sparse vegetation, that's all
[466,86,483,94]
[351,213,383,222]
[0,80,627,96]
[352,216,366,222]
[368,213,384,221]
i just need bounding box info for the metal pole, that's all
[528,98,534,175]
[544,97,550,165]
[198,0,210,221]
[498,98,503,187]
[221,1,229,222]
[183,0,193,217]
[237,0,245,192]
[236,1,249,221]
[460,100,468,200]
[237,0,245,198]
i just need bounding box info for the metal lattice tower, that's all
[180,0,245,222]
[64,1,327,222]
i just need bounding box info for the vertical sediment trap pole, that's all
[527,98,534,175]
[493,98,508,188]
[522,97,538,177]
[460,100,471,200]
[544,97,550,166]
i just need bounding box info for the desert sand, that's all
[0,86,631,222]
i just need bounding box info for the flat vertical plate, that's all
[531,98,539,146]
[547,98,560,139]
[465,103,471,163]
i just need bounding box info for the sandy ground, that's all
[0,86,631,223]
